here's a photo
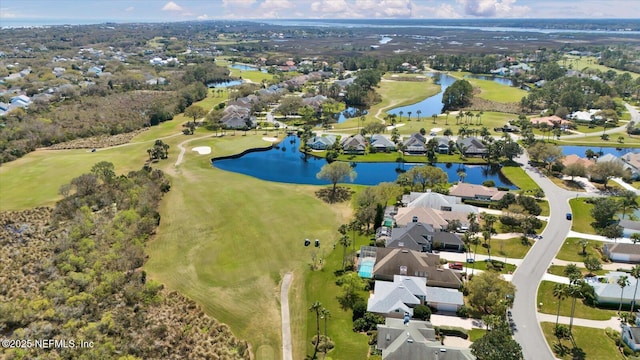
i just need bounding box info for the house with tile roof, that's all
[589,271,640,306]
[370,134,396,152]
[341,134,367,154]
[456,137,487,157]
[449,183,507,202]
[386,222,464,253]
[308,135,337,150]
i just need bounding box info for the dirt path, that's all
[280,272,293,360]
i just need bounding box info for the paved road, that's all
[281,272,293,360]
[510,151,588,360]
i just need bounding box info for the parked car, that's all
[566,213,572,220]
[466,258,475,263]
[449,262,464,270]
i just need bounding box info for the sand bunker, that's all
[192,146,211,155]
[430,128,443,133]
[262,137,279,142]
[385,123,406,131]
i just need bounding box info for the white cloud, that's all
[161,1,184,11]
[259,0,295,10]
[463,0,530,17]
[197,14,210,19]
[222,0,256,7]
[124,6,135,12]
[311,0,349,13]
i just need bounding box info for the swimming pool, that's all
[358,258,376,278]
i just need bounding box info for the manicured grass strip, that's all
[547,265,606,277]
[569,198,596,234]
[537,281,615,320]
[560,55,640,79]
[460,76,527,103]
[468,328,487,342]
[541,322,625,360]
[467,237,531,259]
[500,165,541,192]
[556,238,601,262]
[538,200,550,217]
[304,232,372,360]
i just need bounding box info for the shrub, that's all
[352,301,367,321]
[353,312,384,332]
[413,305,431,321]
[482,180,495,187]
[457,305,471,318]
[435,326,469,339]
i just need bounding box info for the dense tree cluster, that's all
[442,80,474,111]
[0,165,250,359]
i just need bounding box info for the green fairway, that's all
[452,72,527,103]
[144,134,351,360]
[560,55,640,80]
[541,322,624,360]
[332,73,440,130]
[537,281,615,320]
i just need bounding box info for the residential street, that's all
[510,151,587,360]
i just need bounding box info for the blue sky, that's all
[1,0,638,23]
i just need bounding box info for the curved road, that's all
[512,103,639,360]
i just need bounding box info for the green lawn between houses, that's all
[450,71,528,103]
[541,322,625,360]
[569,198,596,234]
[555,238,602,262]
[537,281,616,320]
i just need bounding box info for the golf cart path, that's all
[281,272,293,360]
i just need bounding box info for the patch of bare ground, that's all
[47,128,149,150]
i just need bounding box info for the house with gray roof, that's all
[434,137,450,154]
[373,248,462,289]
[589,271,640,306]
[604,242,640,263]
[402,133,427,155]
[368,275,427,317]
[620,219,640,239]
[308,135,337,150]
[387,221,464,253]
[426,286,464,312]
[623,312,640,351]
[377,318,475,360]
[370,134,396,152]
[341,134,367,154]
[402,190,478,214]
[456,137,486,157]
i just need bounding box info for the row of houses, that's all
[308,132,489,157]
[562,152,640,181]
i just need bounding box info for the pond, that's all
[561,145,638,157]
[212,135,517,188]
[207,80,243,88]
[230,64,268,73]
[386,72,457,118]
[464,74,514,87]
[336,107,368,124]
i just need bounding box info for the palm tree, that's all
[432,113,438,124]
[399,110,404,121]
[578,239,589,255]
[619,275,630,315]
[339,234,351,271]
[309,301,324,359]
[457,170,466,183]
[482,230,492,260]
[320,308,331,358]
[630,265,640,314]
[477,111,484,125]
[456,112,463,125]
[620,190,638,220]
[407,111,412,121]
[416,110,422,121]
[567,282,583,333]
[444,110,450,125]
[553,283,568,328]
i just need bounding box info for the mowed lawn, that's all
[501,165,542,193]
[145,134,351,360]
[555,238,602,262]
[537,281,615,320]
[541,322,625,360]
[569,198,596,234]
